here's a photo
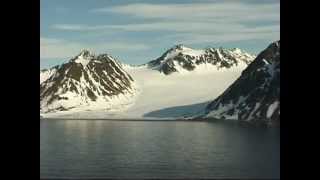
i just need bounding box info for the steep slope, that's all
[148,44,255,75]
[40,50,138,113]
[41,45,256,119]
[203,40,280,126]
[40,66,58,84]
[44,58,251,119]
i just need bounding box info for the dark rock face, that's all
[204,40,280,126]
[40,50,136,113]
[148,44,255,75]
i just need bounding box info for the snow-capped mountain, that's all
[202,40,280,126]
[40,50,138,113]
[40,66,58,84]
[148,44,255,75]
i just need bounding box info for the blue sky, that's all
[40,0,280,69]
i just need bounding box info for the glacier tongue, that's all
[43,62,248,119]
[41,45,256,119]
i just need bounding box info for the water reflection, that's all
[41,120,280,179]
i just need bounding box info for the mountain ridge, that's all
[202,40,280,126]
[147,44,255,75]
[40,50,138,113]
[40,42,278,125]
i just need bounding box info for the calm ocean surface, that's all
[40,120,280,179]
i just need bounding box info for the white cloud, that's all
[52,22,279,44]
[163,31,279,45]
[45,1,279,61]
[51,24,108,31]
[53,22,244,32]
[52,1,279,44]
[40,37,150,59]
[52,22,279,34]
[93,2,279,22]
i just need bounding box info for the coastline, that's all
[41,117,208,122]
[41,117,279,128]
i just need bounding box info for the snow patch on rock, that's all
[267,101,279,118]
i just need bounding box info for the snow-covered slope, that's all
[43,59,250,119]
[40,66,58,84]
[40,50,138,113]
[122,66,248,118]
[41,45,256,119]
[148,44,255,75]
[202,40,280,126]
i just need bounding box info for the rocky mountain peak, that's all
[172,44,188,50]
[78,49,93,57]
[148,45,255,75]
[40,50,137,113]
[202,40,280,126]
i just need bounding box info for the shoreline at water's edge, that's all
[41,117,208,122]
[40,117,279,127]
